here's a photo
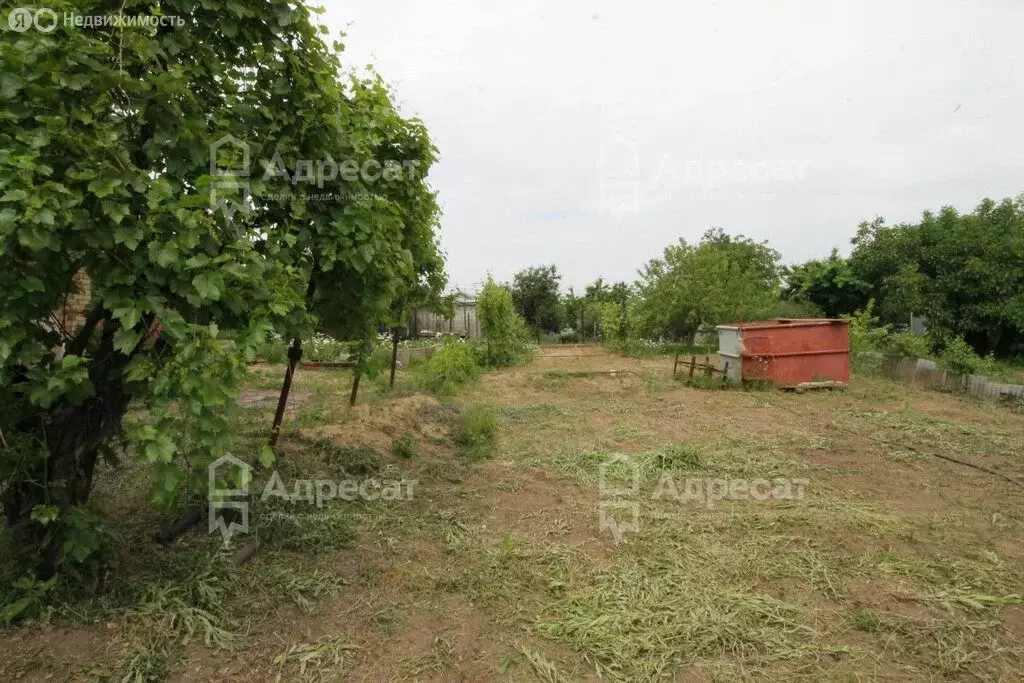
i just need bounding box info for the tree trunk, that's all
[389,328,400,388]
[349,369,362,407]
[3,317,133,579]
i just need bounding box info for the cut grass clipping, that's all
[534,523,849,681]
[274,636,358,683]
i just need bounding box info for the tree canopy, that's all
[634,229,782,341]
[511,265,562,336]
[783,195,1024,356]
[0,2,444,576]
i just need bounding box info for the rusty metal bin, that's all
[716,319,850,386]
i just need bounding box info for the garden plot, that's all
[2,346,1022,682]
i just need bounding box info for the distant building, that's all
[409,290,481,339]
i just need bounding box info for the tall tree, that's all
[848,197,1024,355]
[784,249,870,318]
[511,265,562,337]
[634,229,782,340]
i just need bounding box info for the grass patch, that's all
[452,405,498,460]
[645,443,704,470]
[852,610,881,633]
[438,535,579,609]
[498,403,564,422]
[519,645,568,682]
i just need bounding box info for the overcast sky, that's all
[320,1,1023,293]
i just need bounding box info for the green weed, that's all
[416,339,480,396]
[452,405,498,460]
[391,431,419,459]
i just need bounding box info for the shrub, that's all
[416,339,480,395]
[452,405,498,460]
[477,277,534,367]
[391,432,418,459]
[940,337,997,375]
[304,335,351,362]
[557,328,580,344]
[884,331,931,359]
[845,301,936,372]
[259,338,287,364]
[845,301,891,355]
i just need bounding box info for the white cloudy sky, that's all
[320,1,1023,292]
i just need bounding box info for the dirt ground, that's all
[2,345,1023,681]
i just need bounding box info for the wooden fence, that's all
[672,354,730,380]
[877,355,1024,404]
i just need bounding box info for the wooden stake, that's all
[269,337,302,448]
[268,274,316,448]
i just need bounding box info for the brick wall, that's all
[54,268,92,339]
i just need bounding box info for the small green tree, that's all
[784,249,870,317]
[511,265,562,338]
[477,277,531,367]
[634,229,782,341]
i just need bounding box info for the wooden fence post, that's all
[689,356,696,378]
[673,352,679,378]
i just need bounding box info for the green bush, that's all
[846,301,892,356]
[557,328,580,344]
[477,277,534,367]
[940,337,996,375]
[846,301,935,372]
[452,405,498,460]
[884,331,932,359]
[416,339,480,395]
[391,432,418,459]
[259,338,287,364]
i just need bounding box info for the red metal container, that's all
[716,319,850,386]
